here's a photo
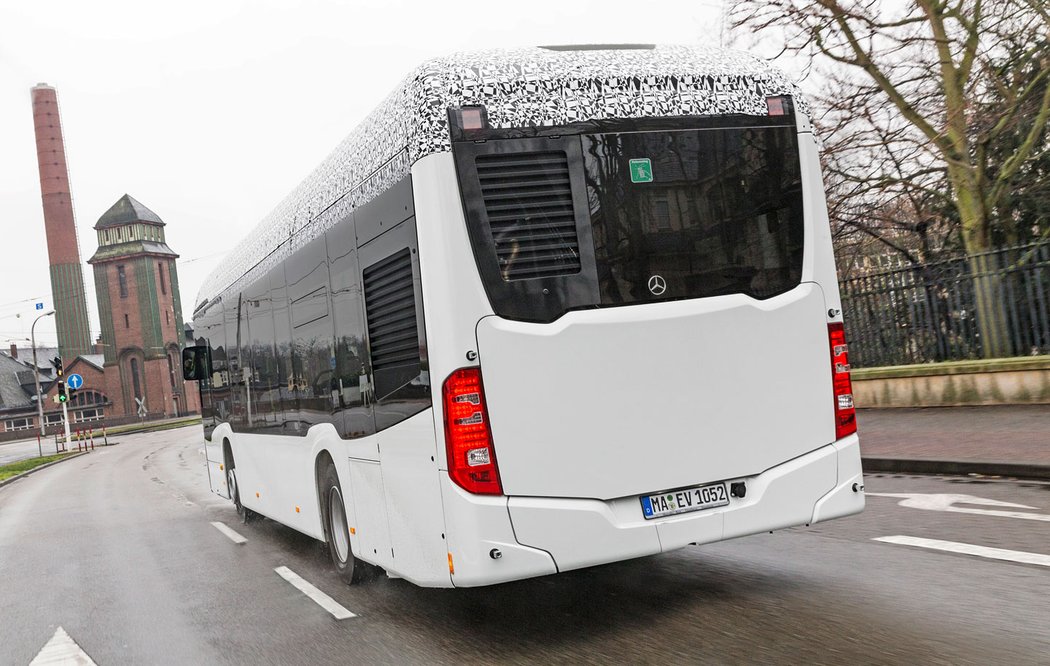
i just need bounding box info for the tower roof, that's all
[95,194,164,229]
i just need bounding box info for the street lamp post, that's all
[31,310,56,457]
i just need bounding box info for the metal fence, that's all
[839,242,1050,367]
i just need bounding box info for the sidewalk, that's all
[858,405,1050,479]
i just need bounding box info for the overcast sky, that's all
[1,0,742,348]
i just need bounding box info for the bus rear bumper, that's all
[507,435,864,573]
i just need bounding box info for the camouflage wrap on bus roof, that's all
[197,45,805,307]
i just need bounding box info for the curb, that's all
[0,451,90,489]
[862,456,1050,481]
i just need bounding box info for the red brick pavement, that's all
[857,405,1050,466]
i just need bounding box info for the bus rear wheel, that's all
[321,464,362,585]
[225,455,248,522]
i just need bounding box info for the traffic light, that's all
[51,357,67,402]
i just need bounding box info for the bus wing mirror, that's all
[182,346,210,381]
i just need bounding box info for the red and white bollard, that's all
[89,427,95,451]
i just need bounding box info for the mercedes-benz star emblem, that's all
[648,274,667,296]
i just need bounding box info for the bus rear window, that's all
[454,120,805,322]
[583,126,804,305]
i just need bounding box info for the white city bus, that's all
[184,45,864,588]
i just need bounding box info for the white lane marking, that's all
[210,521,247,544]
[275,566,356,620]
[868,492,1050,522]
[30,626,97,665]
[875,535,1050,567]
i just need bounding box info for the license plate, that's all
[640,482,729,520]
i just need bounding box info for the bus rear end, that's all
[415,99,864,586]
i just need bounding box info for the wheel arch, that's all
[314,448,336,537]
[222,437,234,469]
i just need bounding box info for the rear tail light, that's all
[828,322,857,440]
[443,367,502,495]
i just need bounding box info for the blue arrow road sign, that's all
[67,373,84,390]
[35,303,43,310]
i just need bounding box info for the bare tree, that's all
[730,0,1050,357]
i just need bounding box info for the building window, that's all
[118,265,128,298]
[71,390,106,407]
[45,413,64,425]
[130,358,143,401]
[165,310,170,325]
[75,408,103,422]
[159,262,167,295]
[5,417,32,431]
[167,352,177,388]
[124,313,130,329]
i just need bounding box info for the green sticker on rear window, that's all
[629,158,653,183]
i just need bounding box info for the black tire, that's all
[321,463,361,585]
[225,453,247,522]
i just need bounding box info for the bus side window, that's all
[285,234,337,434]
[326,214,375,439]
[224,301,244,428]
[244,276,278,432]
[270,262,296,433]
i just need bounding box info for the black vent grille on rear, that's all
[363,248,419,376]
[475,151,582,281]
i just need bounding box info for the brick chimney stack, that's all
[30,83,93,360]
[9,344,17,359]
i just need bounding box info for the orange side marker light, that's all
[448,552,455,575]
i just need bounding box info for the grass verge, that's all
[102,416,202,437]
[0,453,76,482]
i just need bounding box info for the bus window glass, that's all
[285,235,336,433]
[326,216,375,438]
[226,299,246,428]
[194,301,225,438]
[582,125,804,305]
[246,278,279,432]
[269,262,297,432]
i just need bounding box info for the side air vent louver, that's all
[475,151,582,281]
[364,248,420,381]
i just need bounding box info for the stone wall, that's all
[853,357,1050,408]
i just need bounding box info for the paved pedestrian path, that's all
[858,405,1050,467]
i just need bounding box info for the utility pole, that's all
[31,309,55,457]
[61,391,71,447]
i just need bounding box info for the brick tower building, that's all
[30,83,93,359]
[88,195,199,418]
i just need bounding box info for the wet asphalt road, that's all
[1,426,1048,665]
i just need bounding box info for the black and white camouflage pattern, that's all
[198,45,805,306]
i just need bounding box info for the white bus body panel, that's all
[375,410,452,587]
[476,283,834,500]
[506,435,862,572]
